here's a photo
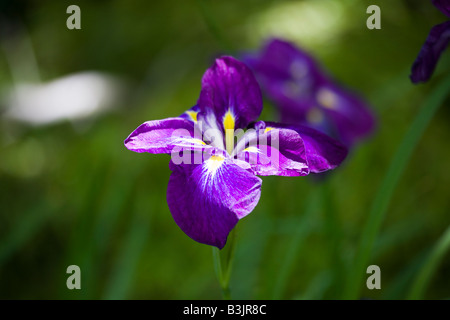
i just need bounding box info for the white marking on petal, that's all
[199,110,225,150]
[317,88,337,110]
[204,155,225,174]
[242,146,260,153]
[198,155,226,193]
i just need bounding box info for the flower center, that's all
[205,155,225,174]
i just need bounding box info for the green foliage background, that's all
[0,0,449,299]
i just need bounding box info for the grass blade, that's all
[272,187,319,299]
[408,224,450,299]
[343,75,450,299]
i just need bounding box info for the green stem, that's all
[212,228,237,299]
[408,224,450,299]
[322,181,345,298]
[343,75,450,299]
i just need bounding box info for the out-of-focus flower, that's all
[243,38,375,148]
[125,56,347,249]
[410,0,450,84]
[2,72,125,126]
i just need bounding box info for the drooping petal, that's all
[244,38,322,82]
[167,157,262,249]
[315,82,376,147]
[124,117,205,154]
[233,121,309,176]
[410,21,450,83]
[433,0,450,17]
[262,122,348,173]
[197,56,263,131]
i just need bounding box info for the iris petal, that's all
[167,159,262,249]
[179,105,201,123]
[410,21,450,84]
[243,38,375,147]
[432,0,450,17]
[317,83,376,147]
[234,122,309,176]
[262,122,348,173]
[197,56,263,131]
[124,117,196,154]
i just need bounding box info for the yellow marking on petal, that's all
[191,138,206,145]
[317,88,337,110]
[223,110,235,131]
[223,110,235,155]
[307,107,324,124]
[186,111,198,123]
[205,155,225,173]
[210,155,223,161]
[264,127,274,133]
[243,146,260,153]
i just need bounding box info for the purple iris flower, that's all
[243,38,375,148]
[410,0,450,83]
[124,56,347,249]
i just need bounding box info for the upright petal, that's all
[124,117,202,154]
[197,56,263,131]
[167,158,262,249]
[410,21,450,83]
[263,122,348,173]
[243,39,321,116]
[246,38,323,82]
[433,0,450,17]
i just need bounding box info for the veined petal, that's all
[263,122,348,173]
[410,21,450,84]
[167,158,262,249]
[125,117,201,154]
[197,56,263,131]
[433,0,450,17]
[196,109,226,151]
[179,106,227,151]
[234,121,309,176]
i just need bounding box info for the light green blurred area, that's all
[0,0,449,299]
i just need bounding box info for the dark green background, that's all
[0,0,449,299]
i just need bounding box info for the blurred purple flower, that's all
[243,38,376,148]
[410,0,450,83]
[124,56,347,249]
